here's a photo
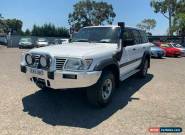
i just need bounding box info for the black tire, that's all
[36,83,52,91]
[86,71,115,107]
[138,59,149,78]
[158,55,162,59]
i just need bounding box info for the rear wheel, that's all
[138,59,149,78]
[86,71,115,107]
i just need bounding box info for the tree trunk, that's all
[182,37,184,45]
[169,10,172,36]
[182,28,185,46]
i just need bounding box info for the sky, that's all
[0,0,169,35]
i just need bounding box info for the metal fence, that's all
[6,35,67,48]
[148,36,184,44]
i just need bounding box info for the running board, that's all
[120,69,140,81]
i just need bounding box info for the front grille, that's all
[55,58,66,70]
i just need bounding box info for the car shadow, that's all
[22,74,153,129]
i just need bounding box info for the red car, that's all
[154,42,181,57]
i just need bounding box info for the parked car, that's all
[150,44,166,58]
[169,43,185,57]
[36,38,49,47]
[21,22,151,107]
[0,36,8,45]
[19,38,34,49]
[54,38,69,45]
[160,43,181,57]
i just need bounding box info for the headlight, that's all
[39,55,50,68]
[25,54,34,65]
[64,58,93,71]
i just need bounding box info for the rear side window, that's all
[132,29,142,44]
[140,31,148,43]
[123,28,135,46]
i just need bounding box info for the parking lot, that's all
[0,46,185,135]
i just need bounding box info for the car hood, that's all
[29,42,118,58]
[151,46,164,51]
[163,47,180,51]
[20,42,32,44]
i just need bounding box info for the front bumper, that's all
[21,66,102,89]
[19,44,34,48]
[151,51,165,58]
[37,44,48,47]
[181,52,185,57]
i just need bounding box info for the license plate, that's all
[30,68,44,76]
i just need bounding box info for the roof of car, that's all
[83,25,142,31]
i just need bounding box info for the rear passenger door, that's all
[119,28,138,75]
[132,29,144,59]
[125,29,142,71]
[139,30,149,56]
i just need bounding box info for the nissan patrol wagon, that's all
[21,22,151,107]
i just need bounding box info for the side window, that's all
[140,31,148,43]
[132,29,142,44]
[123,28,135,46]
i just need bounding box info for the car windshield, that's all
[20,38,31,42]
[161,43,172,48]
[71,27,120,43]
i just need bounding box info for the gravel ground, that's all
[0,46,185,135]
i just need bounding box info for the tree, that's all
[0,14,6,34]
[68,0,116,31]
[0,14,3,19]
[24,29,31,36]
[150,0,178,35]
[169,0,185,43]
[5,19,23,34]
[173,0,185,31]
[136,19,157,32]
[31,24,69,37]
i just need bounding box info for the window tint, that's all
[140,31,148,43]
[132,29,142,44]
[123,28,135,46]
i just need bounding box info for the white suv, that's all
[21,22,151,107]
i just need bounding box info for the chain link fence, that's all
[3,35,67,48]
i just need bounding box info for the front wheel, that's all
[35,82,52,91]
[86,71,115,107]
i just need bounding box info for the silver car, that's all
[36,38,49,47]
[19,38,34,49]
[150,45,166,58]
